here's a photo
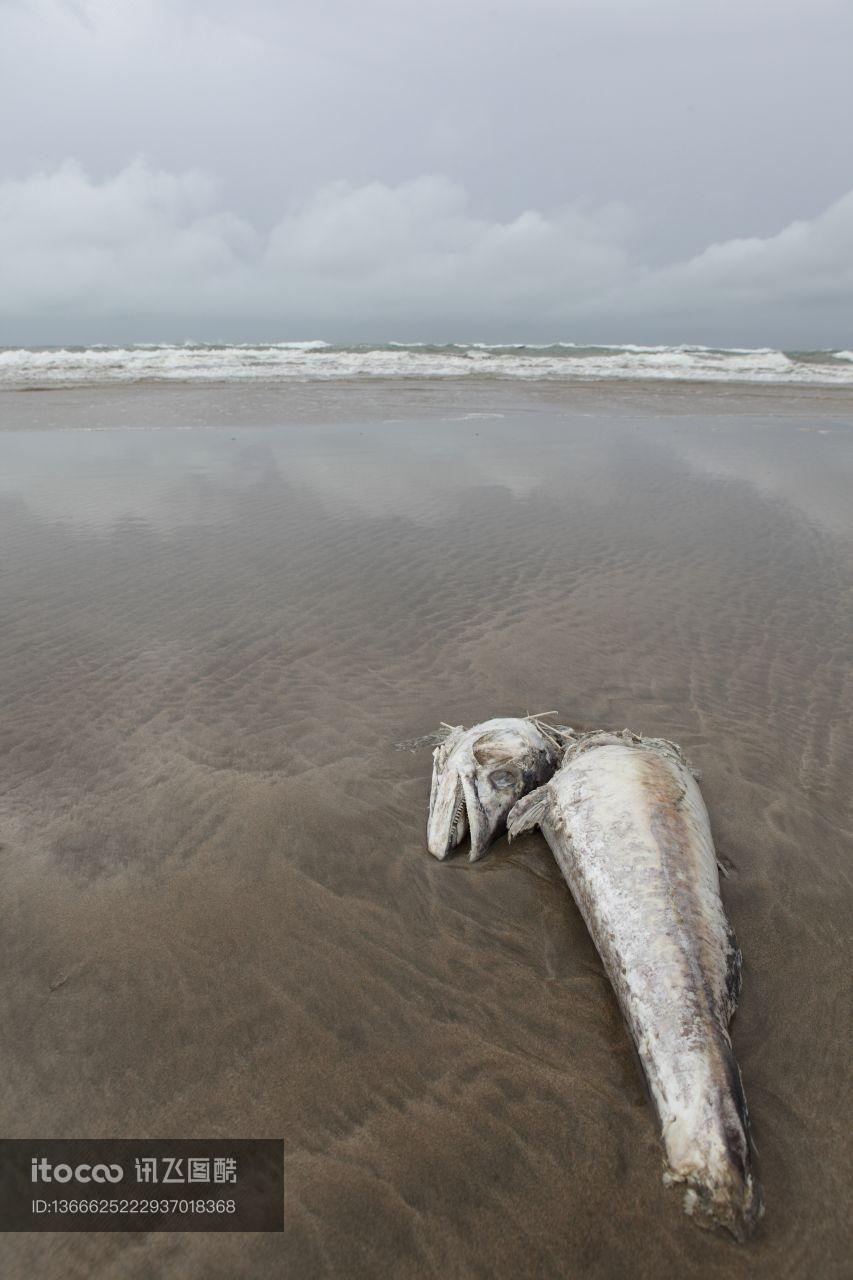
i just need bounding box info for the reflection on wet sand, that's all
[0,382,850,1279]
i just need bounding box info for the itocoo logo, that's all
[31,1158,123,1184]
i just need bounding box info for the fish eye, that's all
[490,769,516,789]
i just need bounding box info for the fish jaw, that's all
[426,730,469,860]
[426,717,560,861]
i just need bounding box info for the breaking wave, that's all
[2,341,853,387]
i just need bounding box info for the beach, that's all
[0,378,850,1278]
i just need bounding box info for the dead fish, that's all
[427,716,562,862]
[507,729,762,1240]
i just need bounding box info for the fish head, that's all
[427,717,561,862]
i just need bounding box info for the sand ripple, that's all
[0,383,851,1278]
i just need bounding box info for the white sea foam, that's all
[0,342,851,387]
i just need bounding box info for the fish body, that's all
[508,730,761,1239]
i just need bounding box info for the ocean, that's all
[2,340,853,387]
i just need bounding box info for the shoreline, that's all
[2,375,853,432]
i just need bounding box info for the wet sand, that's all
[1,380,851,1278]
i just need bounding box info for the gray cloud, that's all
[2,160,851,346]
[1,1,852,344]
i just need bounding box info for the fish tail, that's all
[663,1036,763,1240]
[679,1145,763,1243]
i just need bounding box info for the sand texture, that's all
[0,380,851,1278]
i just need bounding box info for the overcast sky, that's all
[2,0,852,346]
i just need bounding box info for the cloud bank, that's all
[2,160,852,346]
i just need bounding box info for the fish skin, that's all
[508,730,762,1240]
